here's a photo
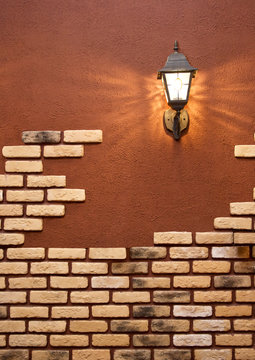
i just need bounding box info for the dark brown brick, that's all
[133,335,170,347]
[114,349,151,360]
[130,247,166,259]
[234,261,255,273]
[32,351,69,360]
[111,320,148,333]
[152,319,190,333]
[133,305,170,318]
[0,307,7,319]
[112,262,148,274]
[154,349,191,360]
[214,275,251,288]
[0,350,29,360]
[22,131,61,144]
[153,291,190,303]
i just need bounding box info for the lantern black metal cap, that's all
[158,40,197,78]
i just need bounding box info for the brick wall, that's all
[0,130,255,360]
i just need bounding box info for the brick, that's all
[22,131,61,144]
[234,319,255,331]
[234,261,255,273]
[216,334,252,346]
[50,276,88,289]
[154,231,192,244]
[214,275,251,288]
[73,350,110,360]
[29,321,66,333]
[195,349,232,360]
[0,350,29,360]
[214,217,252,230]
[31,262,68,274]
[30,291,67,304]
[0,292,26,304]
[112,291,150,303]
[72,262,107,274]
[47,189,85,202]
[152,261,189,273]
[0,278,5,290]
[152,319,190,333]
[212,246,249,258]
[235,144,255,157]
[0,233,24,245]
[173,334,212,347]
[114,350,151,360]
[50,335,88,347]
[49,248,86,259]
[6,190,44,202]
[92,305,129,318]
[133,277,170,289]
[32,350,69,360]
[155,350,191,360]
[9,334,47,347]
[27,175,66,188]
[0,321,25,333]
[193,260,230,273]
[44,145,84,157]
[89,248,126,259]
[2,145,41,158]
[0,262,27,274]
[7,248,45,260]
[92,276,129,288]
[0,205,23,216]
[111,320,148,333]
[4,218,43,231]
[174,276,211,288]
[234,232,255,244]
[194,319,230,332]
[231,202,255,215]
[194,291,232,303]
[10,307,48,319]
[112,262,148,274]
[27,205,65,217]
[52,306,89,319]
[0,252,3,261]
[174,305,212,317]
[0,336,5,347]
[5,160,43,173]
[215,305,252,317]
[170,247,208,259]
[133,305,170,318]
[9,278,47,289]
[71,291,109,303]
[93,334,129,347]
[0,191,2,202]
[236,290,255,302]
[196,232,233,244]
[153,291,190,303]
[133,335,169,347]
[235,349,255,360]
[0,175,23,187]
[0,307,7,319]
[64,130,102,143]
[70,320,108,333]
[130,247,166,259]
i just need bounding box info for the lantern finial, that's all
[174,40,178,52]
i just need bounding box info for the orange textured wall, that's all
[0,0,255,247]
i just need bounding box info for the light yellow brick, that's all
[9,277,47,289]
[231,202,255,215]
[0,292,26,304]
[170,247,208,259]
[92,276,129,289]
[0,336,6,347]
[0,278,5,289]
[234,232,255,244]
[7,248,45,260]
[27,205,65,217]
[49,248,86,260]
[195,349,232,360]
[5,160,43,173]
[10,307,49,318]
[173,305,212,318]
[73,350,110,360]
[0,233,24,245]
[0,204,23,216]
[9,334,47,347]
[212,246,249,258]
[152,261,190,273]
[236,290,255,302]
[214,217,252,230]
[111,320,148,333]
[194,291,232,303]
[52,306,89,319]
[47,189,85,202]
[31,262,68,274]
[0,190,2,202]
[30,291,67,304]
[196,232,233,244]
[72,262,107,274]
[50,276,88,289]
[216,305,252,317]
[64,130,103,143]
[0,262,27,274]
[0,175,23,187]
[174,276,211,288]
[216,334,252,346]
[7,190,44,202]
[132,277,171,289]
[44,145,84,157]
[92,305,129,318]
[70,320,108,333]
[89,248,126,259]
[193,320,231,332]
[235,348,255,360]
[50,335,88,347]
[154,231,192,245]
[92,334,129,347]
[133,334,170,347]
[71,291,109,304]
[4,218,43,231]
[234,319,255,331]
[193,260,231,273]
[112,291,150,303]
[115,350,151,360]
[235,145,255,157]
[173,334,212,347]
[27,175,66,188]
[29,321,66,333]
[0,320,25,333]
[2,145,41,158]
[0,251,3,261]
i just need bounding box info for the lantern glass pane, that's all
[165,72,191,101]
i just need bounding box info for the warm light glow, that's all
[165,72,191,101]
[174,77,183,90]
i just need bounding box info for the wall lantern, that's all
[158,41,197,140]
